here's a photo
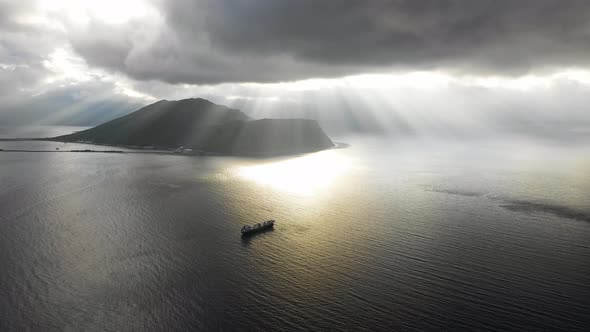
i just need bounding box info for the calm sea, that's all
[1,127,589,331]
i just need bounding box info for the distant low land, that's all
[46,98,334,156]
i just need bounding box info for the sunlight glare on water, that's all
[235,150,353,196]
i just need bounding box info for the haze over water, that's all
[1,127,589,331]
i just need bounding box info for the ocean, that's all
[1,127,589,331]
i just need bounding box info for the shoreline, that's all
[0,148,174,155]
[0,139,349,157]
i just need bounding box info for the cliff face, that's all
[202,118,334,155]
[52,98,334,155]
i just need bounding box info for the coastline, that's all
[0,139,349,157]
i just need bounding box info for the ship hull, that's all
[241,222,274,236]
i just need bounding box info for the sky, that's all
[1,0,590,139]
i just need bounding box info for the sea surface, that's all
[1,127,589,331]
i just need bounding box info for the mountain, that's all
[51,98,334,155]
[52,98,250,147]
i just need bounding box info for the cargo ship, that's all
[241,220,275,235]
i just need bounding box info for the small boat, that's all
[241,220,275,235]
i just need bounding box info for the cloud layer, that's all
[70,0,590,84]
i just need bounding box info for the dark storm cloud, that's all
[71,0,590,84]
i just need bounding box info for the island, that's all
[49,98,334,156]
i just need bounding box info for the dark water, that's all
[1,131,589,331]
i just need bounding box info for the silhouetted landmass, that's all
[52,98,250,147]
[50,98,334,155]
[202,118,334,155]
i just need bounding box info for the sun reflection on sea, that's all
[236,150,352,196]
